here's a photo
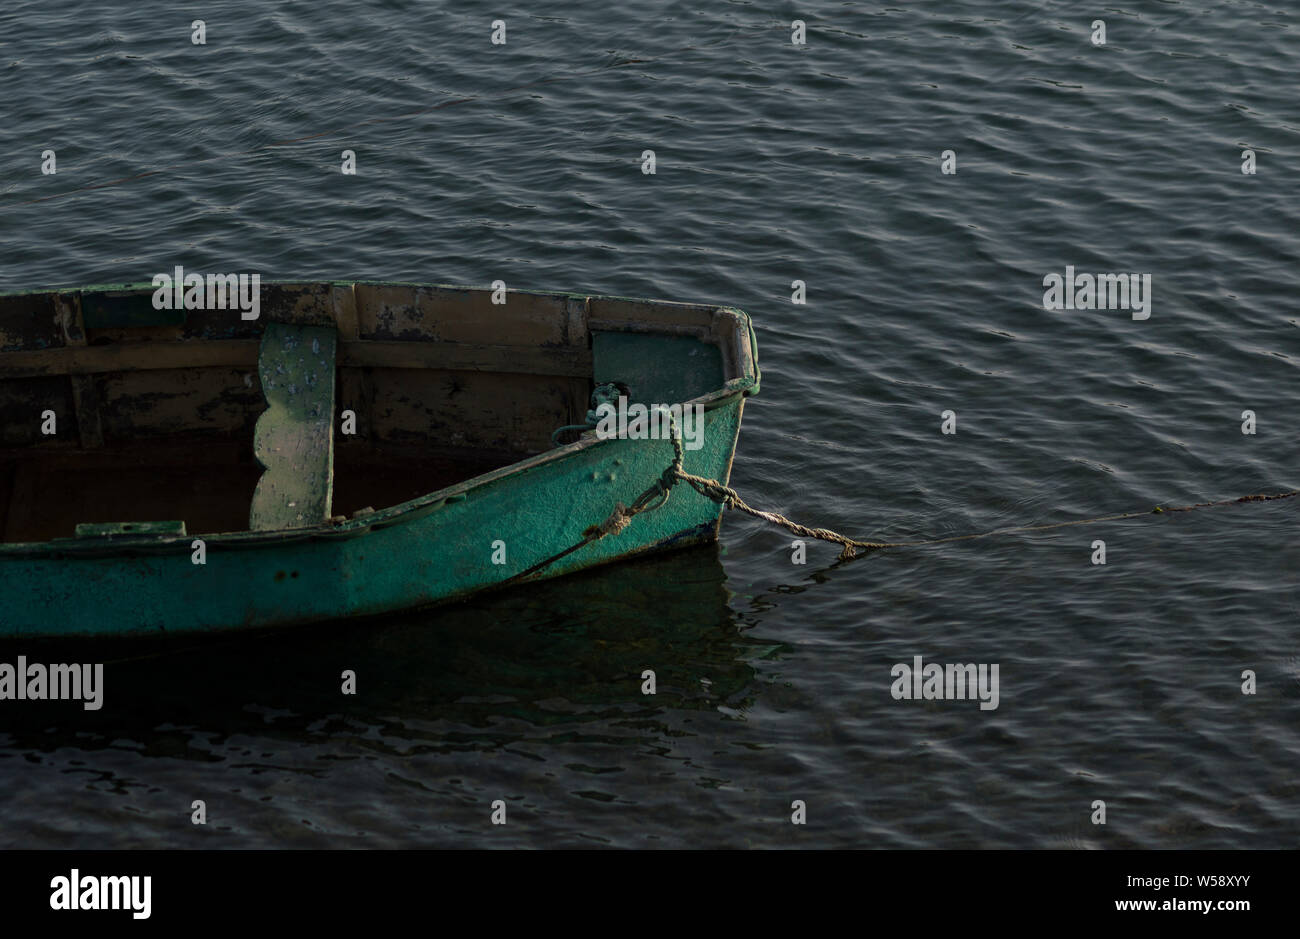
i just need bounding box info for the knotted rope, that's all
[509,410,1298,583]
[550,381,630,447]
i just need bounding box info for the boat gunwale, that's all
[0,283,758,559]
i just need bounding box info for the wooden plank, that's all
[69,376,104,448]
[564,296,592,428]
[367,368,570,453]
[56,295,105,449]
[564,295,589,348]
[333,283,360,340]
[338,366,372,441]
[260,283,336,326]
[0,339,591,380]
[0,340,259,379]
[586,296,715,329]
[249,324,338,531]
[343,341,589,376]
[355,284,568,345]
[332,284,369,439]
[96,368,263,439]
[0,436,253,469]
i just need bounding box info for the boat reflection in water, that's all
[0,544,786,761]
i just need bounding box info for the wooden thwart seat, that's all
[248,322,338,531]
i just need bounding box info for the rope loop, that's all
[585,502,633,540]
[520,405,1300,585]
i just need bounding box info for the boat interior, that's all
[0,282,741,543]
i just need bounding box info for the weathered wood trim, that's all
[563,298,592,427]
[338,365,372,441]
[333,283,360,340]
[55,295,105,448]
[586,296,715,329]
[69,376,105,449]
[342,341,590,376]
[587,318,712,342]
[0,339,593,380]
[712,307,757,387]
[0,340,258,378]
[0,436,252,468]
[565,296,590,349]
[710,308,740,381]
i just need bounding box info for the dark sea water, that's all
[1,0,1297,848]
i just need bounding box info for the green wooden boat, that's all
[0,281,758,638]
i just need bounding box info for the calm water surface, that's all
[0,0,1297,848]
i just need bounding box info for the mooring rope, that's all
[510,419,1298,582]
[91,421,1296,663]
[689,474,1299,560]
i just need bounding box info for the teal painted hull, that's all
[4,400,743,638]
[0,282,758,638]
